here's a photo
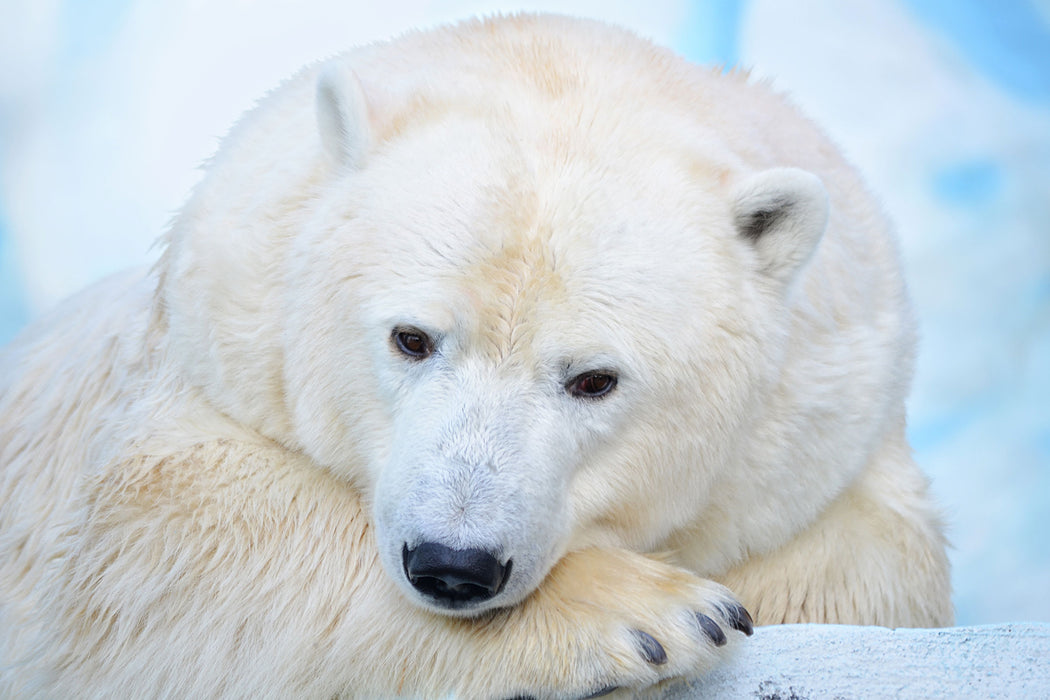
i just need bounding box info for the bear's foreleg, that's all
[13,439,750,699]
[716,428,953,628]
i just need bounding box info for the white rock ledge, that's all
[664,623,1050,699]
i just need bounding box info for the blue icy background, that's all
[1,0,1047,625]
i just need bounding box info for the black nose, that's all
[402,542,510,605]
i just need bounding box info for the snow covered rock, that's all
[667,623,1050,698]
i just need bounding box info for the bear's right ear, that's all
[731,167,829,287]
[316,61,372,170]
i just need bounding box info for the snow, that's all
[674,623,1050,698]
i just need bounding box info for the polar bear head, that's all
[161,18,834,616]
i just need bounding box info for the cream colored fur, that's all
[0,14,951,699]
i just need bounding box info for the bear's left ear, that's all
[732,167,829,286]
[316,60,373,170]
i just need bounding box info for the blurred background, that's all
[1,0,1047,626]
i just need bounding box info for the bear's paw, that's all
[457,547,751,700]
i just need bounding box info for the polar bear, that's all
[0,13,951,699]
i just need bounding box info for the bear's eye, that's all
[392,327,433,360]
[566,371,618,399]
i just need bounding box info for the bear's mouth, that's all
[401,542,512,609]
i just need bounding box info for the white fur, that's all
[316,61,372,169]
[731,167,829,285]
[0,14,951,699]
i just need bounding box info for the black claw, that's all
[582,686,620,698]
[631,629,667,665]
[721,602,754,636]
[695,612,727,646]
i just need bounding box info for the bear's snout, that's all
[402,542,511,607]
